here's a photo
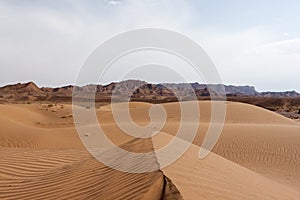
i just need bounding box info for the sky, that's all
[0,0,300,92]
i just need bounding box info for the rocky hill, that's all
[1,80,299,119]
[0,80,299,103]
[259,91,300,98]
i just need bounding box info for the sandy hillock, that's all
[0,101,300,199]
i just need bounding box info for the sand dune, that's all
[155,133,300,200]
[95,101,300,189]
[0,101,300,199]
[0,148,176,200]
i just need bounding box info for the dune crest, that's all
[1,101,300,199]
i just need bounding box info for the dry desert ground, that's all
[0,101,300,199]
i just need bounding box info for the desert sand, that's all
[0,101,300,199]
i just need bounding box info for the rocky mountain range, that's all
[0,80,299,103]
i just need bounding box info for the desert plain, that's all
[0,98,300,199]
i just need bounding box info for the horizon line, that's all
[0,80,299,94]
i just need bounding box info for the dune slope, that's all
[154,133,300,200]
[0,101,300,199]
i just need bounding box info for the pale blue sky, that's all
[0,0,299,92]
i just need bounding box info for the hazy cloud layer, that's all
[0,0,299,91]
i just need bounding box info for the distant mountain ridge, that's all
[0,80,299,102]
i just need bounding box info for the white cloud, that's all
[0,0,299,92]
[0,0,191,87]
[248,38,300,55]
[105,0,121,6]
[183,28,300,92]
